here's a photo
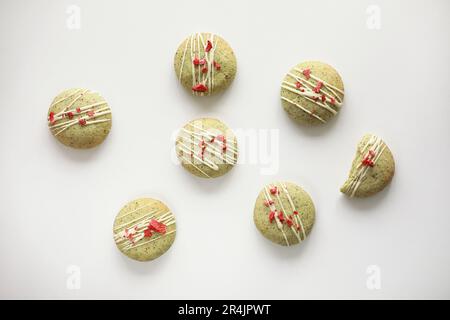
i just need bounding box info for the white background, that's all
[0,0,449,299]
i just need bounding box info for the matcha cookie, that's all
[47,88,112,148]
[280,61,344,125]
[253,182,315,246]
[174,32,237,96]
[341,134,395,197]
[113,198,176,261]
[175,117,238,178]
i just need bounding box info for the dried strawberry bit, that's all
[296,224,301,231]
[87,110,95,117]
[144,228,153,238]
[300,88,305,92]
[286,216,293,227]
[199,139,207,160]
[293,210,299,215]
[213,60,221,70]
[321,94,326,102]
[362,156,374,167]
[192,83,208,92]
[199,58,206,66]
[278,211,285,223]
[76,107,81,113]
[78,118,87,126]
[264,199,274,207]
[295,82,302,89]
[48,112,55,124]
[201,66,208,74]
[210,136,215,143]
[148,219,167,234]
[329,97,336,105]
[362,150,376,167]
[199,140,206,149]
[313,81,323,93]
[302,68,311,79]
[270,186,278,195]
[66,112,74,119]
[205,40,213,53]
[193,57,200,66]
[269,211,275,223]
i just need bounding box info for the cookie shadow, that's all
[178,162,239,193]
[256,228,314,261]
[114,246,173,274]
[176,78,235,110]
[338,182,393,212]
[47,130,111,162]
[284,108,340,137]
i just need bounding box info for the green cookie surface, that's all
[253,182,315,246]
[280,61,344,125]
[47,88,112,149]
[113,198,176,261]
[175,117,238,178]
[174,32,237,96]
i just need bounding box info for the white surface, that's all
[0,0,449,299]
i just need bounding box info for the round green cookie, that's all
[113,198,176,261]
[280,61,344,125]
[47,88,112,148]
[253,182,315,246]
[175,117,238,178]
[174,32,237,96]
[341,133,395,197]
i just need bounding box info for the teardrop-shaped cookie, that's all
[341,134,395,197]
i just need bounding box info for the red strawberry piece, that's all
[278,211,285,222]
[202,66,208,73]
[67,112,74,119]
[287,217,293,227]
[76,107,81,113]
[199,58,206,65]
[213,60,221,70]
[269,211,275,223]
[329,97,336,105]
[313,81,323,93]
[302,68,311,79]
[205,40,213,52]
[192,83,208,92]
[296,82,302,88]
[270,186,278,195]
[87,110,95,117]
[148,219,167,234]
[144,228,153,238]
[193,57,200,66]
[78,119,87,126]
[48,111,55,123]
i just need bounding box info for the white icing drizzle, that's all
[48,89,111,136]
[176,120,237,177]
[279,182,307,240]
[263,186,289,246]
[114,208,176,252]
[178,32,218,96]
[344,134,387,197]
[281,66,344,122]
